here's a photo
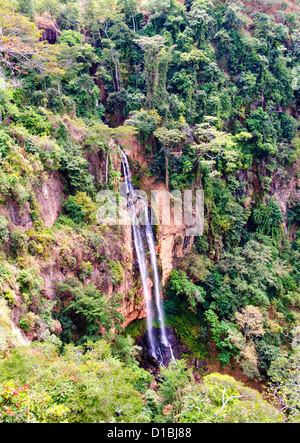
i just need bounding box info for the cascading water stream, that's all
[145,216,176,364]
[120,148,175,366]
[120,149,157,359]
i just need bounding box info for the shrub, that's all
[280,113,298,142]
[63,192,97,224]
[0,343,146,423]
[14,108,53,136]
[0,130,13,159]
[56,279,124,340]
[252,199,283,238]
[66,74,101,118]
[17,268,43,306]
[19,312,36,332]
[10,229,27,257]
[59,245,77,270]
[167,269,205,313]
[60,144,95,195]
[78,261,92,280]
[108,260,125,286]
[3,290,15,306]
[0,217,9,243]
[63,196,86,223]
[158,359,193,419]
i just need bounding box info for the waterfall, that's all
[120,148,175,366]
[120,149,157,359]
[145,217,176,364]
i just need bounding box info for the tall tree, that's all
[83,0,126,92]
[0,0,63,83]
[154,127,185,190]
[134,35,175,109]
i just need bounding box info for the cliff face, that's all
[35,15,61,44]
[32,137,194,335]
[35,171,64,228]
[0,171,63,232]
[4,136,300,344]
[239,159,300,236]
[123,138,195,285]
[1,153,146,343]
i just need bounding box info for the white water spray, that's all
[120,149,157,359]
[120,148,175,365]
[145,216,176,363]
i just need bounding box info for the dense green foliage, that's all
[0,0,299,423]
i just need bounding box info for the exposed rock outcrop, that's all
[35,171,64,227]
[159,219,194,285]
[35,15,61,44]
[0,172,63,231]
